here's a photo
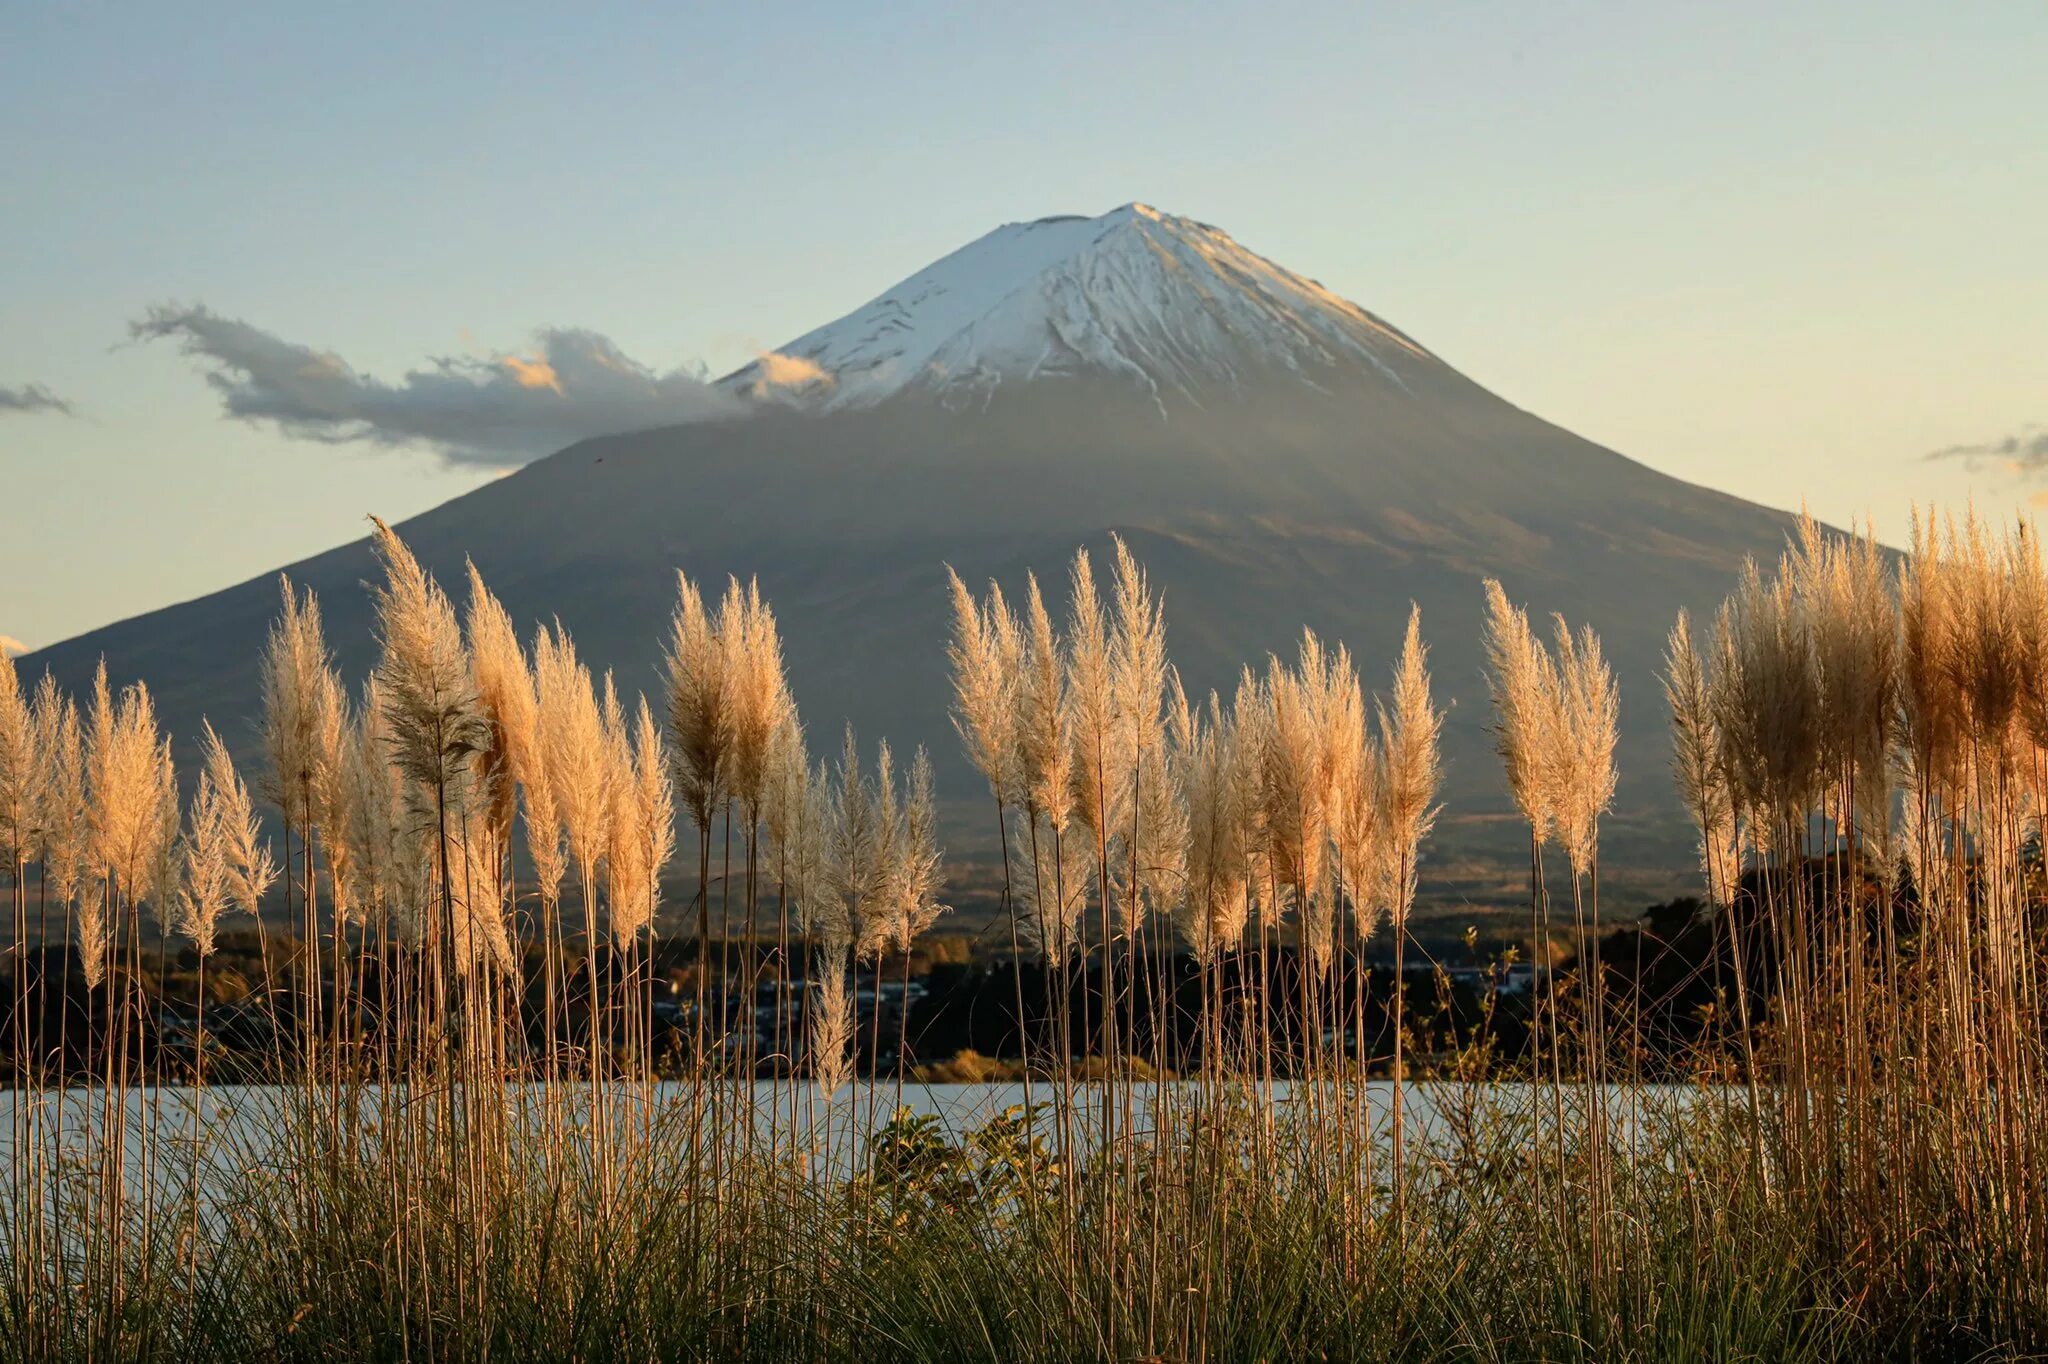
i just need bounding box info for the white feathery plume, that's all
[175,761,231,957]
[1481,579,1559,843]
[863,740,901,962]
[762,717,807,866]
[150,745,182,921]
[1325,651,1386,945]
[76,664,114,987]
[600,681,672,944]
[1109,534,1170,778]
[312,681,360,923]
[1551,614,1618,879]
[465,560,541,854]
[945,566,1020,805]
[518,631,567,912]
[367,517,490,805]
[1229,667,1275,928]
[76,901,109,987]
[1261,634,1332,918]
[1377,606,1442,930]
[25,676,65,873]
[368,514,494,962]
[1016,573,1073,832]
[663,573,730,835]
[633,697,675,939]
[533,623,610,890]
[200,720,279,924]
[810,945,854,1100]
[1109,535,1177,934]
[259,575,342,828]
[723,578,794,821]
[890,746,948,952]
[1170,677,1248,964]
[77,898,109,990]
[1065,548,1119,845]
[988,586,1025,777]
[821,727,899,963]
[39,690,86,908]
[88,675,176,910]
[0,646,34,879]
[601,676,648,941]
[1664,612,1736,909]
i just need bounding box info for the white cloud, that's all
[133,304,747,467]
[0,635,28,659]
[753,349,833,393]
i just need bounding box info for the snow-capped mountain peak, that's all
[722,203,1441,411]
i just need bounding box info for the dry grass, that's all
[0,512,2042,1359]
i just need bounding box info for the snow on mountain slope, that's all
[722,203,1444,411]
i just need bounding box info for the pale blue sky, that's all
[5,0,2045,652]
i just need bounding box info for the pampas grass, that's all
[1169,680,1249,969]
[6,519,2048,1361]
[664,573,729,835]
[88,677,175,911]
[36,684,84,915]
[0,649,33,889]
[1375,605,1440,1234]
[258,577,342,1051]
[944,567,1019,808]
[368,517,491,978]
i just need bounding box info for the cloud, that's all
[500,355,564,394]
[132,304,747,467]
[0,383,74,417]
[0,635,28,659]
[752,349,833,393]
[1925,424,2048,475]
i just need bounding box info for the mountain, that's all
[718,203,1438,412]
[27,203,1801,913]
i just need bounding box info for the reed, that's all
[0,515,2043,1361]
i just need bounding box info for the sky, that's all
[4,0,2045,654]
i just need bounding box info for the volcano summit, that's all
[720,203,1440,412]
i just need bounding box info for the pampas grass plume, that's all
[1378,605,1441,926]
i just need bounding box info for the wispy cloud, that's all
[132,304,747,467]
[1925,424,2048,475]
[0,635,28,659]
[751,349,833,395]
[0,383,74,417]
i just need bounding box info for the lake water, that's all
[0,1077,1706,1194]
